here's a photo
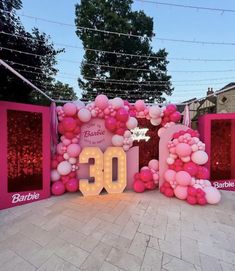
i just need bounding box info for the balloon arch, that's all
[51,95,221,206]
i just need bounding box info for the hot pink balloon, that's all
[105,117,117,132]
[63,103,77,116]
[164,169,176,183]
[67,144,81,157]
[62,117,77,132]
[170,111,181,122]
[135,100,146,111]
[116,107,129,122]
[133,180,145,193]
[51,181,65,196]
[196,166,209,179]
[140,169,153,182]
[183,162,198,176]
[166,104,177,113]
[95,94,109,109]
[175,171,191,186]
[65,178,79,192]
[174,185,188,200]
[176,143,192,157]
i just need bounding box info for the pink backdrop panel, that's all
[199,113,235,191]
[0,101,51,210]
[159,124,189,188]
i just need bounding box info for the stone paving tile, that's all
[0,190,234,271]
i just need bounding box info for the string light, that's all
[134,0,235,14]
[1,10,235,45]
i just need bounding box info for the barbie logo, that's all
[12,192,40,204]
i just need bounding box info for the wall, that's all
[217,88,235,113]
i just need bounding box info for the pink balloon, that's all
[65,178,79,192]
[176,143,192,157]
[196,166,210,179]
[174,185,188,200]
[149,105,161,118]
[133,180,145,193]
[126,117,138,130]
[140,169,153,182]
[62,117,77,132]
[57,161,72,175]
[56,143,65,155]
[51,181,65,196]
[64,132,75,139]
[164,169,176,183]
[63,103,77,116]
[191,151,208,165]
[51,160,59,169]
[187,186,197,196]
[170,111,181,122]
[183,162,198,176]
[116,128,125,136]
[116,107,129,122]
[58,123,65,134]
[166,104,177,114]
[105,117,117,132]
[95,94,109,109]
[111,135,124,146]
[187,195,197,205]
[135,100,146,111]
[51,169,60,181]
[148,159,159,171]
[67,144,81,157]
[175,171,191,186]
[78,108,91,123]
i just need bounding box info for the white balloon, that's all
[150,117,162,126]
[110,97,124,109]
[78,108,92,122]
[57,161,72,175]
[112,135,124,146]
[204,187,221,204]
[149,105,161,118]
[191,150,208,165]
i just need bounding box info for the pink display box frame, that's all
[199,113,235,191]
[0,101,51,209]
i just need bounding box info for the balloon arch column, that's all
[51,95,221,206]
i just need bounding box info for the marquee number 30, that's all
[79,147,127,196]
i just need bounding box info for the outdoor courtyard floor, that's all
[0,190,234,271]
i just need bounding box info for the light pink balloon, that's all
[51,169,60,181]
[62,138,71,146]
[204,187,221,204]
[149,105,161,118]
[67,144,81,157]
[164,169,176,183]
[167,157,175,165]
[57,161,72,175]
[78,108,91,122]
[175,171,191,186]
[111,97,124,109]
[176,143,192,157]
[135,100,146,111]
[126,117,138,130]
[148,159,159,171]
[112,135,124,146]
[95,94,109,109]
[191,150,208,165]
[158,127,166,137]
[174,185,188,200]
[56,143,65,155]
[63,103,77,116]
[153,173,159,181]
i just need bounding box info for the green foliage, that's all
[75,0,173,103]
[0,0,77,105]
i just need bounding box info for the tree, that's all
[0,0,77,105]
[75,0,173,103]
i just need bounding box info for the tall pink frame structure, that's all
[0,101,51,209]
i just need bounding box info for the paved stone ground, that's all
[0,190,234,271]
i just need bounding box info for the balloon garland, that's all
[51,96,181,196]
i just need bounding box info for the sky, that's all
[18,0,235,103]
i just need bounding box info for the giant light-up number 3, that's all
[79,147,127,196]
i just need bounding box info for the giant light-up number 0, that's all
[79,147,127,196]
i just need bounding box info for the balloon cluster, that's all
[133,159,159,193]
[161,104,181,126]
[161,129,221,205]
